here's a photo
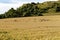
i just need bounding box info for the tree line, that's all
[0,1,60,19]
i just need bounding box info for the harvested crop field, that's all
[0,15,60,40]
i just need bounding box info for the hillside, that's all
[0,1,60,19]
[0,16,60,40]
[0,0,60,40]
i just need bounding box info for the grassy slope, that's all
[43,12,60,16]
[0,15,60,40]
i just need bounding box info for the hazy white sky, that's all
[0,0,58,14]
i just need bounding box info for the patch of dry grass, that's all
[0,15,60,40]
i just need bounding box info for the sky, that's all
[0,0,58,14]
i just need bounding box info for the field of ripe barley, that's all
[0,15,60,40]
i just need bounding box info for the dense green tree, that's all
[4,8,18,18]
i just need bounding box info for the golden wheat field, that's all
[0,15,60,40]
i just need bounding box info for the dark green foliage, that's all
[0,14,5,19]
[0,1,60,19]
[4,8,18,18]
[16,3,43,17]
[56,2,60,12]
